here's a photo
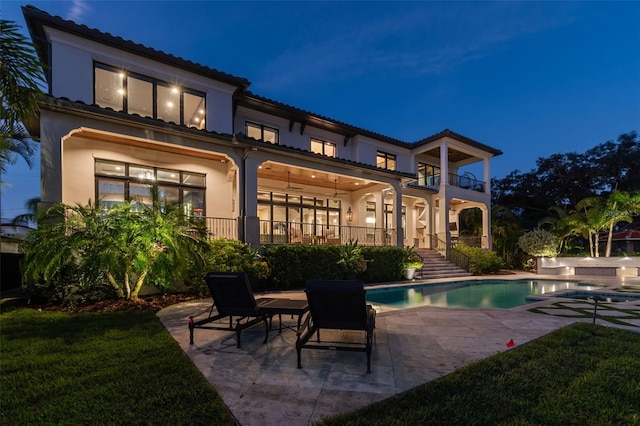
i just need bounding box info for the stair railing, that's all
[429,235,470,272]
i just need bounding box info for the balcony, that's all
[406,172,485,192]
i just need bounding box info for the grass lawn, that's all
[2,306,639,425]
[320,323,640,426]
[1,306,236,425]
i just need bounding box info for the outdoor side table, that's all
[259,299,309,333]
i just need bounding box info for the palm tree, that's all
[11,196,39,226]
[22,190,209,300]
[574,197,608,257]
[603,191,640,257]
[0,19,44,182]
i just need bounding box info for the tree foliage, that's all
[517,228,558,257]
[22,194,210,301]
[0,19,44,180]
[492,131,640,229]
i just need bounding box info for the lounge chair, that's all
[296,279,376,373]
[188,272,272,348]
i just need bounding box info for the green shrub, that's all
[264,244,406,289]
[455,244,503,274]
[361,246,405,282]
[518,228,559,257]
[186,238,269,295]
[263,245,343,290]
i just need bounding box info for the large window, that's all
[95,160,206,216]
[418,162,440,187]
[376,151,396,171]
[94,63,206,129]
[366,201,376,238]
[311,138,336,157]
[246,122,279,144]
[257,192,341,242]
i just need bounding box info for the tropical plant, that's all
[602,191,640,257]
[0,20,44,183]
[11,196,39,226]
[22,192,209,301]
[337,240,367,279]
[517,228,558,257]
[574,197,608,257]
[402,246,423,269]
[491,205,525,268]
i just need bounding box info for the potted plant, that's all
[403,246,423,280]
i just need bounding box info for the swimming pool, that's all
[366,279,602,310]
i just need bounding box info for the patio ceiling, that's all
[258,162,378,192]
[421,146,476,163]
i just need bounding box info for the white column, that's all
[393,181,403,246]
[483,157,491,194]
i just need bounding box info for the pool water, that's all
[366,280,601,310]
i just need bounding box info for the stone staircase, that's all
[413,248,472,279]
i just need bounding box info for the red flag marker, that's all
[506,338,515,348]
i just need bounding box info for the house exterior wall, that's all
[45,27,237,134]
[26,7,503,249]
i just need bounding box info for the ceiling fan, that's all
[328,178,348,198]
[284,171,304,190]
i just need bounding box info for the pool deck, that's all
[157,273,640,426]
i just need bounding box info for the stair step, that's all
[411,248,470,280]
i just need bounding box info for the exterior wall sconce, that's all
[346,207,353,222]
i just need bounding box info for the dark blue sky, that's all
[1,1,639,220]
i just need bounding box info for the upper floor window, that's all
[418,162,440,186]
[94,63,206,130]
[246,121,279,144]
[311,138,336,157]
[376,151,396,171]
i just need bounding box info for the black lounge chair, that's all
[188,272,273,348]
[296,279,376,373]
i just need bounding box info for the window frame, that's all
[245,121,279,144]
[376,151,397,171]
[93,62,206,129]
[310,138,337,157]
[94,159,206,215]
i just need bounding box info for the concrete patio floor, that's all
[157,273,640,426]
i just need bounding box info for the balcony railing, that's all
[259,220,396,246]
[201,217,238,240]
[406,172,485,192]
[448,172,485,192]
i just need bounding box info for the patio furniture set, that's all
[188,272,376,373]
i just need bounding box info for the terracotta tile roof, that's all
[21,5,250,90]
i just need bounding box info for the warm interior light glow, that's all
[366,217,376,224]
[117,88,124,95]
[166,101,174,108]
[171,87,179,94]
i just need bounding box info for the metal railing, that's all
[405,172,486,193]
[258,220,396,246]
[448,172,485,192]
[429,235,470,272]
[202,217,238,240]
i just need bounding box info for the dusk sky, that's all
[1,0,639,220]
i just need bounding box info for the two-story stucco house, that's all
[22,5,502,251]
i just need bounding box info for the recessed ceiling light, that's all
[171,87,179,94]
[311,174,316,178]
